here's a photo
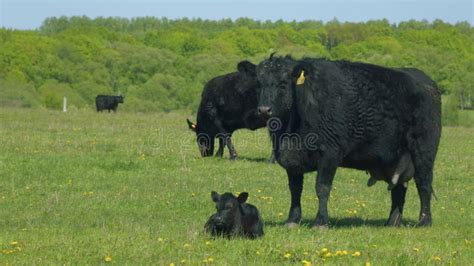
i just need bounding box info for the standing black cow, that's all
[257,55,441,228]
[95,95,124,112]
[187,61,270,160]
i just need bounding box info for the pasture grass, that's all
[0,108,473,265]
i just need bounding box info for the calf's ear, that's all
[237,61,256,76]
[211,191,220,202]
[186,118,197,132]
[237,192,249,204]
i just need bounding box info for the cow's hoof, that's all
[416,213,432,227]
[385,213,402,227]
[311,224,329,231]
[285,222,299,228]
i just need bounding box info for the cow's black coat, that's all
[257,55,441,227]
[205,191,264,239]
[95,95,124,112]
[187,61,270,160]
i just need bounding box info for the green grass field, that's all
[1,108,472,265]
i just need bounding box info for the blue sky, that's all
[1,0,472,30]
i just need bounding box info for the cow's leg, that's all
[413,163,434,226]
[225,134,238,160]
[410,132,439,226]
[286,171,303,227]
[386,183,407,226]
[212,119,237,160]
[215,136,224,158]
[313,158,338,228]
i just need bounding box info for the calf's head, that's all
[209,191,249,230]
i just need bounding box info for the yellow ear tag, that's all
[296,70,305,85]
[191,124,196,129]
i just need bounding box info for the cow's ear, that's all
[187,118,197,132]
[211,191,220,202]
[237,61,256,76]
[237,192,249,204]
[292,63,309,86]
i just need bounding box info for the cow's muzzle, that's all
[258,106,272,116]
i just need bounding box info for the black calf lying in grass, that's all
[205,191,264,239]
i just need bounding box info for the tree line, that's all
[0,16,472,125]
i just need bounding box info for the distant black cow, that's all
[95,95,124,112]
[205,191,264,239]
[187,61,270,160]
[257,55,441,228]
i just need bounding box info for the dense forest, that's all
[0,16,473,125]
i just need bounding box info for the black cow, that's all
[95,95,124,112]
[205,191,264,239]
[257,55,441,228]
[187,61,270,160]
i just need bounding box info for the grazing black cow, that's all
[95,95,124,112]
[205,191,264,239]
[257,55,441,228]
[187,61,270,160]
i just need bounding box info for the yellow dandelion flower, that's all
[352,251,361,257]
[284,252,292,259]
[302,259,312,266]
[465,239,471,245]
[207,257,214,263]
[256,251,261,256]
[278,212,284,217]
[10,241,18,246]
[205,241,211,245]
[323,252,332,258]
[169,263,175,266]
[413,247,420,252]
[432,256,442,262]
[158,237,164,242]
[303,251,309,256]
[104,255,112,262]
[257,189,262,193]
[342,250,348,255]
[191,193,196,197]
[183,243,191,249]
[365,261,371,266]
[320,248,328,254]
[180,259,186,264]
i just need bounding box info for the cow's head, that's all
[117,95,124,103]
[186,118,215,157]
[209,191,248,230]
[257,55,309,121]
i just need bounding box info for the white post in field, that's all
[63,96,67,112]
